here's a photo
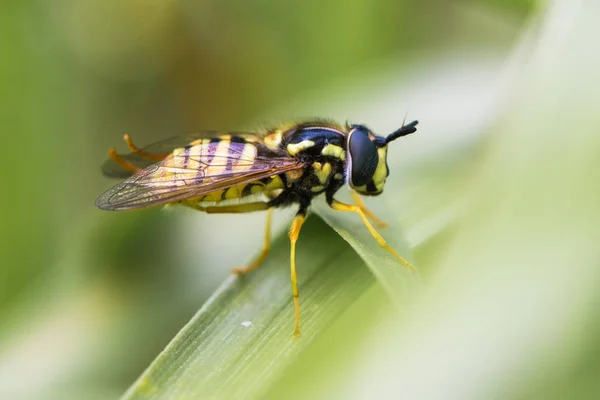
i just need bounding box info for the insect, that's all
[96,119,418,337]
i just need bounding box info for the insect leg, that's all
[232,208,273,275]
[288,205,308,337]
[189,202,270,213]
[351,190,388,228]
[123,134,170,161]
[327,198,414,273]
[108,148,141,174]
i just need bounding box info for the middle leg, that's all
[288,204,308,337]
[232,208,273,275]
[351,190,388,228]
[187,201,274,273]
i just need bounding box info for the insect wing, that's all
[100,131,260,178]
[95,139,301,210]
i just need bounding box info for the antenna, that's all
[385,120,418,143]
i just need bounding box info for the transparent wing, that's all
[95,139,301,211]
[100,131,260,178]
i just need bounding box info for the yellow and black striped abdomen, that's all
[169,135,260,176]
[171,134,288,207]
[187,174,286,205]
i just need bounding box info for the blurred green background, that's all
[3,0,600,399]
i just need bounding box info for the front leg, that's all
[186,202,273,274]
[326,194,414,273]
[350,190,388,228]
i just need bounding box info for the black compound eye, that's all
[349,128,379,186]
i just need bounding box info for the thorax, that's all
[274,123,348,197]
[186,123,350,208]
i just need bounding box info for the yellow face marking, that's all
[334,173,343,180]
[311,185,326,193]
[312,162,331,184]
[372,146,389,191]
[287,140,315,156]
[321,144,346,160]
[264,130,283,150]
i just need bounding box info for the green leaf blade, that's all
[313,198,421,305]
[122,216,376,400]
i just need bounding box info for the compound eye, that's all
[349,128,379,186]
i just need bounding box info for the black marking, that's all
[279,171,288,187]
[384,120,418,144]
[205,141,219,166]
[294,128,344,146]
[242,183,261,197]
[183,145,192,169]
[209,137,222,144]
[225,142,245,172]
[221,187,230,201]
[230,136,246,143]
[366,180,378,193]
[283,126,345,158]
[195,140,220,183]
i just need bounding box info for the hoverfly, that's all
[95,119,418,336]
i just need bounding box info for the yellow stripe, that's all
[231,143,257,173]
[285,169,303,184]
[373,147,389,191]
[206,140,233,175]
[264,131,283,150]
[321,144,345,160]
[251,184,265,195]
[287,140,315,156]
[265,175,285,192]
[171,147,185,168]
[312,162,331,184]
[224,185,241,199]
[201,190,223,203]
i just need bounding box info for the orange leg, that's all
[351,190,388,228]
[108,134,170,174]
[108,148,140,174]
[123,134,169,161]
